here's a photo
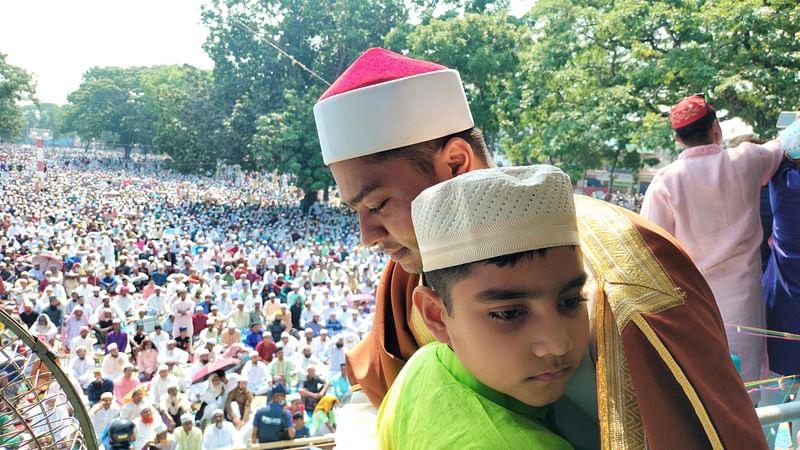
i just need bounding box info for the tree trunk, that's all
[123,145,132,159]
[608,151,620,194]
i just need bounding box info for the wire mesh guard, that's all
[0,308,98,450]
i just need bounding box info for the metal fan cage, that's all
[0,308,98,450]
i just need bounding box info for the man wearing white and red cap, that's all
[315,49,765,449]
[642,94,785,393]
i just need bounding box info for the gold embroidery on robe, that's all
[576,196,721,449]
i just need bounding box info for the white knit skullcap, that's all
[412,165,579,271]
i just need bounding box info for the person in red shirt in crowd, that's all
[192,306,208,337]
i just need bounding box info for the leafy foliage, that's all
[0,52,36,141]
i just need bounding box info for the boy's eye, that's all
[488,308,527,321]
[368,200,387,214]
[559,296,587,311]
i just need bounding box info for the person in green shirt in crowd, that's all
[377,165,588,449]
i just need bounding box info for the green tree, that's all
[22,103,66,141]
[505,0,799,189]
[0,52,36,141]
[201,0,408,206]
[387,11,529,152]
[63,67,156,157]
[141,65,218,173]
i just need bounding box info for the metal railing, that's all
[757,402,800,427]
[235,434,336,449]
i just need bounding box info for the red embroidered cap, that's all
[314,48,473,165]
[670,94,715,129]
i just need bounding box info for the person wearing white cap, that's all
[69,323,97,357]
[149,364,178,405]
[376,166,584,448]
[279,330,298,359]
[174,413,202,450]
[145,421,176,450]
[202,408,239,449]
[227,300,250,330]
[90,391,120,439]
[315,48,763,449]
[101,342,127,381]
[66,345,94,387]
[241,351,271,395]
[133,403,164,450]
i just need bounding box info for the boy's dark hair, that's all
[292,412,305,421]
[425,248,557,315]
[675,111,717,147]
[362,128,490,178]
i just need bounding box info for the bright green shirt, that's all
[377,342,573,450]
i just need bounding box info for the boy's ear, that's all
[412,286,450,344]
[432,137,475,181]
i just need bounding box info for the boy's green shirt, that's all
[377,341,574,450]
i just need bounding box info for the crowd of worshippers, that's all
[0,144,385,448]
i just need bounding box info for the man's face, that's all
[330,156,441,274]
[77,348,86,359]
[439,247,589,407]
[101,397,112,409]
[182,421,193,432]
[213,413,224,426]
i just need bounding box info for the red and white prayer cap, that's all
[670,94,715,129]
[314,48,474,166]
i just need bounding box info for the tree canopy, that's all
[0,52,36,141]
[48,0,798,196]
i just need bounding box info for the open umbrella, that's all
[32,253,63,272]
[191,357,239,385]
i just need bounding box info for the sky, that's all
[1,0,214,105]
[0,0,536,105]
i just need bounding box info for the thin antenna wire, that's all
[231,18,331,87]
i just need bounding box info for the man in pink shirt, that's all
[641,94,784,394]
[114,364,141,405]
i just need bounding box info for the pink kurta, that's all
[641,141,783,384]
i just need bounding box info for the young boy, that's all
[292,412,310,438]
[377,165,588,449]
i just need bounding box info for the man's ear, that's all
[673,133,684,146]
[432,138,475,181]
[412,286,450,344]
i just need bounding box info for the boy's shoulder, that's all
[377,342,573,450]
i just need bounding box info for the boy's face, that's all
[441,247,589,407]
[331,156,440,274]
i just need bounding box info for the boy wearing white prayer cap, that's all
[377,166,586,449]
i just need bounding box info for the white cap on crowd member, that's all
[313,48,473,165]
[180,414,193,424]
[411,165,579,272]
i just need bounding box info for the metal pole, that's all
[756,401,800,427]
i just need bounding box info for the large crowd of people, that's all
[0,143,385,449]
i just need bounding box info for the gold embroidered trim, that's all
[576,197,687,450]
[632,314,723,449]
[575,196,685,333]
[596,278,647,450]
